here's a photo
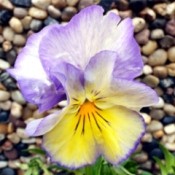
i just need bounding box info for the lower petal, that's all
[43,103,145,168]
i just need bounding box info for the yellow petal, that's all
[43,102,145,168]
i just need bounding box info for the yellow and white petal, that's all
[43,102,145,168]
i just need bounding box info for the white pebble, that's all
[0,59,10,70]
[164,124,175,134]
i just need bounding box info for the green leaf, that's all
[26,148,46,155]
[139,170,153,175]
[154,157,167,175]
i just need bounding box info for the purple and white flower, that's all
[8,5,158,169]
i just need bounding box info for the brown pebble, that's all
[164,103,175,116]
[142,75,159,88]
[133,152,148,163]
[166,63,175,76]
[61,6,77,21]
[142,40,158,56]
[48,5,61,18]
[0,124,8,134]
[140,8,156,21]
[2,27,15,42]
[159,35,175,49]
[135,29,150,45]
[147,120,163,132]
[4,148,18,160]
[153,130,164,139]
[78,0,95,9]
[32,0,51,10]
[9,17,23,33]
[67,0,79,6]
[150,109,164,120]
[13,34,26,46]
[148,49,167,66]
[7,133,21,144]
[29,7,47,19]
[51,0,67,8]
[168,46,175,62]
[141,133,152,142]
[13,7,28,19]
[153,3,167,16]
[2,41,12,52]
[153,66,168,78]
[118,10,132,18]
[0,0,14,10]
[7,122,14,134]
[2,140,13,151]
[21,16,32,30]
[14,120,26,128]
[166,19,175,36]
[151,29,164,40]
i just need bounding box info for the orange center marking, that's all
[79,100,96,115]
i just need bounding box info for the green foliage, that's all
[154,145,175,175]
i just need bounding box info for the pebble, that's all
[153,3,167,16]
[11,0,31,7]
[0,0,14,10]
[143,65,153,75]
[149,148,164,159]
[141,40,158,56]
[150,109,164,120]
[142,139,159,152]
[29,7,47,19]
[0,10,13,26]
[152,97,164,108]
[150,29,164,40]
[166,19,175,36]
[165,143,175,151]
[22,138,36,144]
[51,0,67,8]
[4,148,18,160]
[8,160,21,169]
[2,41,12,52]
[153,66,168,78]
[11,90,26,105]
[0,90,10,101]
[139,161,152,170]
[140,8,156,21]
[166,63,175,76]
[163,103,175,116]
[164,124,175,134]
[142,75,159,88]
[32,0,51,10]
[9,17,23,33]
[141,133,153,142]
[13,7,28,18]
[44,16,57,26]
[166,2,175,18]
[67,0,79,6]
[7,133,20,144]
[168,46,175,62]
[148,49,167,66]
[10,102,23,118]
[2,27,15,42]
[153,130,164,139]
[161,116,175,125]
[21,16,32,30]
[135,29,150,45]
[61,6,77,21]
[159,78,174,89]
[0,111,9,123]
[133,152,148,163]
[0,59,10,70]
[150,18,167,29]
[129,0,147,13]
[147,120,163,132]
[0,161,8,168]
[30,19,43,32]
[0,124,7,134]
[16,128,29,139]
[13,34,26,46]
[48,5,61,19]
[2,140,13,151]
[159,35,175,49]
[132,17,146,33]
[6,50,17,66]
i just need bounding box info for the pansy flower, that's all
[8,5,158,169]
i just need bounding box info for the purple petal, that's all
[84,51,118,92]
[39,5,121,71]
[112,18,143,79]
[26,110,61,136]
[7,24,65,112]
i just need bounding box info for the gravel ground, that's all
[0,0,175,174]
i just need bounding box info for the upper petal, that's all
[7,24,65,112]
[39,5,121,71]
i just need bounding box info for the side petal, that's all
[7,24,65,112]
[95,78,158,109]
[26,110,61,136]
